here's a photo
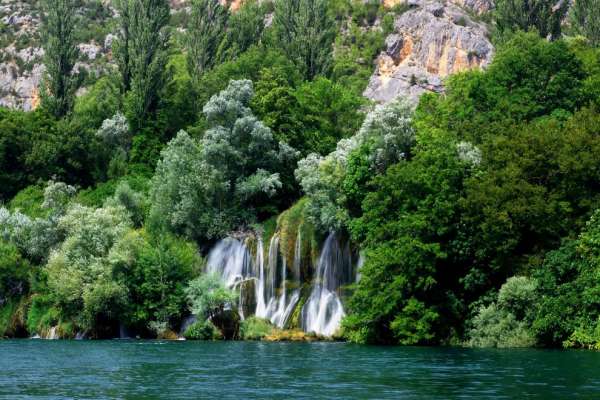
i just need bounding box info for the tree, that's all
[295,98,414,231]
[0,242,30,305]
[343,129,471,344]
[272,0,336,80]
[149,80,298,241]
[44,203,131,333]
[109,230,200,335]
[186,0,229,82]
[120,0,171,131]
[494,0,569,40]
[533,209,600,348]
[217,0,268,62]
[570,0,600,47]
[468,276,538,348]
[113,0,132,93]
[41,0,80,117]
[185,274,237,320]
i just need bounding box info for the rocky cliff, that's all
[364,0,494,104]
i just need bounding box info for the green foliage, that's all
[296,98,414,231]
[40,0,80,117]
[468,277,538,348]
[343,129,469,344]
[418,32,587,136]
[72,77,121,130]
[45,203,131,324]
[291,78,365,155]
[185,0,229,80]
[119,0,171,131]
[217,0,268,62]
[563,321,600,350]
[8,185,47,219]
[533,210,600,348]
[0,242,30,304]
[0,110,82,201]
[570,0,600,47]
[110,229,200,334]
[239,316,273,340]
[332,20,385,96]
[494,0,568,40]
[272,0,336,80]
[149,80,298,241]
[26,295,60,335]
[183,319,222,340]
[252,70,364,157]
[185,273,237,320]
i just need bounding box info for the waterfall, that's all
[47,326,58,340]
[301,232,353,337]
[206,238,252,287]
[255,237,267,317]
[256,233,300,327]
[293,231,302,282]
[207,229,357,336]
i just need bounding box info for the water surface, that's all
[0,340,598,399]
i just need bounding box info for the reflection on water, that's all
[0,340,598,399]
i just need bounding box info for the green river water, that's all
[0,340,598,399]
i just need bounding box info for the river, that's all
[0,340,598,399]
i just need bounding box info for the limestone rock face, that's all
[365,0,494,104]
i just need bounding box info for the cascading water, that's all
[300,233,353,336]
[207,230,357,336]
[206,238,252,287]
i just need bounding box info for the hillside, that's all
[0,0,599,351]
[0,0,493,109]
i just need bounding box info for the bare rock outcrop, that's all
[365,0,494,104]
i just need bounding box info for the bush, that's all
[239,317,273,340]
[468,277,538,348]
[183,319,222,340]
[468,303,537,348]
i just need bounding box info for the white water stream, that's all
[206,231,356,336]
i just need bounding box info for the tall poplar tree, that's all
[115,0,170,131]
[571,0,600,47]
[185,0,229,83]
[114,0,132,93]
[494,0,569,40]
[41,0,79,118]
[273,0,335,80]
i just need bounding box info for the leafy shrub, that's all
[468,277,538,348]
[185,274,237,320]
[239,316,273,340]
[184,319,222,340]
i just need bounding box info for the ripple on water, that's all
[0,341,599,399]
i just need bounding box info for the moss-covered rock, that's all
[211,309,240,340]
[237,278,257,319]
[275,198,321,283]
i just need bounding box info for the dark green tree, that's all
[113,0,132,93]
[40,0,80,118]
[570,0,600,47]
[217,0,268,62]
[272,0,336,80]
[494,0,569,40]
[121,0,171,131]
[186,0,229,82]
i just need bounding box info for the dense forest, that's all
[0,0,599,350]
